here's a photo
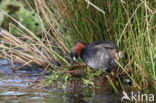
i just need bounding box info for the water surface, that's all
[0,59,121,103]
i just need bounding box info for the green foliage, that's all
[16,6,42,33]
[0,0,42,35]
[55,0,156,90]
[82,68,97,87]
[0,0,155,91]
[45,69,72,89]
[106,75,118,93]
[10,7,42,36]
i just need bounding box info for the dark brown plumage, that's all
[70,41,121,72]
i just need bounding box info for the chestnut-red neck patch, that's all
[75,42,85,56]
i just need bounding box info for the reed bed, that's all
[0,0,155,91]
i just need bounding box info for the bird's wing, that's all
[88,41,117,50]
[92,44,117,50]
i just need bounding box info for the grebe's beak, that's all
[70,56,76,66]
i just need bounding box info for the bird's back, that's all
[81,41,119,71]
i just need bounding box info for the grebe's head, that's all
[70,42,85,66]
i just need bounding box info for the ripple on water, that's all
[31,96,43,99]
[0,91,27,96]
